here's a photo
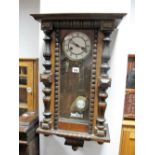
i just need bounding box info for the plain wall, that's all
[19,0,39,58]
[19,0,135,155]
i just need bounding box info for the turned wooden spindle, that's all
[41,30,53,130]
[53,29,60,129]
[88,30,98,134]
[96,32,111,137]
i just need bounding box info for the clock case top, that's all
[31,13,126,150]
[31,13,125,31]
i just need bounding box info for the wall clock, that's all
[63,31,91,61]
[31,13,126,150]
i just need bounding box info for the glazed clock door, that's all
[58,30,94,132]
[19,61,34,114]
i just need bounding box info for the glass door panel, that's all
[19,61,33,114]
[19,87,28,104]
[19,76,27,85]
[19,66,27,75]
[59,30,93,124]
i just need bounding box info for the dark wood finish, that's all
[31,13,126,21]
[95,32,111,137]
[31,13,125,150]
[58,122,88,132]
[37,123,110,143]
[53,30,60,129]
[19,112,39,155]
[65,138,84,151]
[40,73,53,84]
[40,30,53,129]
[31,13,126,31]
[88,29,98,133]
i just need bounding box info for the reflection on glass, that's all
[19,88,27,103]
[19,67,27,75]
[126,56,135,89]
[59,50,92,122]
[126,67,135,89]
[19,77,27,85]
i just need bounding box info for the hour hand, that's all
[81,47,87,52]
[70,40,80,47]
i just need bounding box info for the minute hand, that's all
[70,40,86,51]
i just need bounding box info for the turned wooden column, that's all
[53,29,60,130]
[96,31,111,137]
[88,29,98,134]
[40,30,53,129]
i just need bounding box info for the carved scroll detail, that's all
[40,30,53,130]
[88,30,98,134]
[96,32,111,137]
[65,138,84,151]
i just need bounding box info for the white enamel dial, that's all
[63,32,91,61]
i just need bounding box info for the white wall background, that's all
[19,0,135,155]
[19,0,39,58]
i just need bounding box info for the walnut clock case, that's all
[31,13,126,150]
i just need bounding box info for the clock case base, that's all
[37,123,110,150]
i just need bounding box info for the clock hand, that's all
[81,47,87,52]
[70,40,86,52]
[70,40,80,48]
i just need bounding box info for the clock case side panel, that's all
[93,31,104,131]
[51,32,56,129]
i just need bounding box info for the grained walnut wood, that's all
[36,123,110,143]
[96,32,111,137]
[88,30,98,133]
[40,30,53,130]
[53,30,60,130]
[58,122,88,133]
[40,73,53,84]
